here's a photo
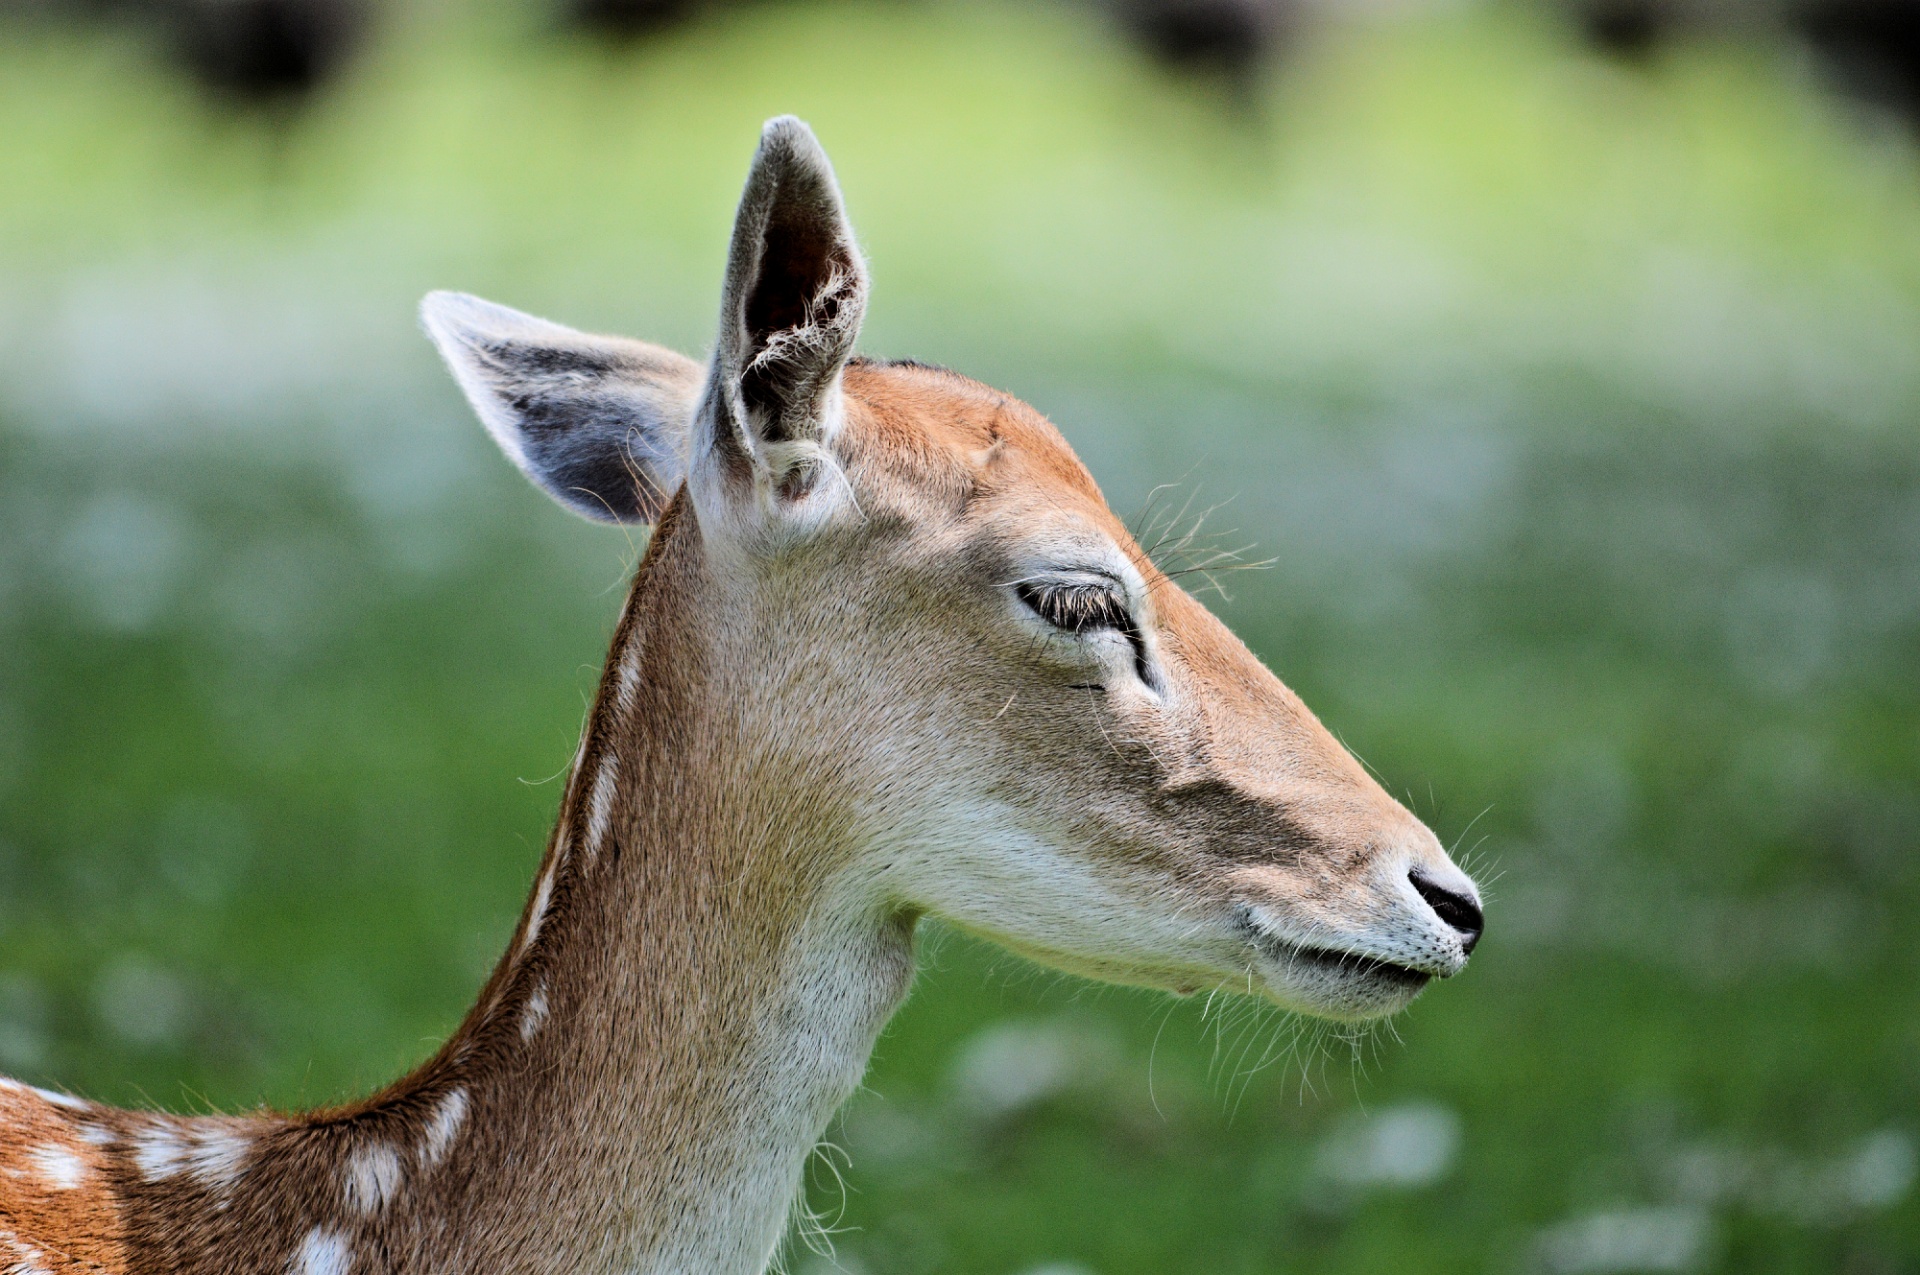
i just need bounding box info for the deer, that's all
[0,116,1484,1275]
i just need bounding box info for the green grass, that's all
[0,3,1916,1272]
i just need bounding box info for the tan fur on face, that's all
[785,362,1466,1006]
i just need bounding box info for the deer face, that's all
[424,118,1482,1022]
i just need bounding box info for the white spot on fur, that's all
[75,1124,115,1147]
[521,867,555,952]
[343,1141,402,1213]
[520,981,549,1042]
[291,1227,352,1275]
[25,1144,85,1191]
[615,640,643,711]
[419,1088,468,1167]
[584,756,619,862]
[189,1124,252,1187]
[133,1122,188,1180]
[26,1085,86,1112]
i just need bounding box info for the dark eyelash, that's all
[1016,579,1158,690]
[1016,580,1131,634]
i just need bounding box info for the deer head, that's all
[422,116,1482,1025]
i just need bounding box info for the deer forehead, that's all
[829,368,1159,609]
[839,365,1109,517]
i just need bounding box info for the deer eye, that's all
[1016,579,1131,634]
[1016,575,1158,690]
[1021,576,1152,691]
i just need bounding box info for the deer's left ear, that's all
[422,292,702,525]
[698,116,868,505]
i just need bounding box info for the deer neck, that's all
[421,505,918,1272]
[72,505,909,1275]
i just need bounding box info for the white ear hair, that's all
[421,291,703,525]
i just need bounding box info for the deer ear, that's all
[702,116,868,490]
[421,292,702,525]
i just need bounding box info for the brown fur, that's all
[0,1084,126,1272]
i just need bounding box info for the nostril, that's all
[1409,871,1484,954]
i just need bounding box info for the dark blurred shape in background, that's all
[557,0,1295,82]
[478,0,1920,135]
[567,0,701,40]
[1566,0,1920,126]
[168,0,365,102]
[12,0,1920,125]
[1578,0,1666,58]
[7,0,366,103]
[1795,0,1920,119]
[1109,0,1289,82]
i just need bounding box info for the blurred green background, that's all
[1,0,1917,1272]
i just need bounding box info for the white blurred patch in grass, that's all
[1535,1206,1714,1274]
[948,1019,1118,1121]
[1536,1128,1913,1275]
[1666,1128,1916,1224]
[1837,1131,1917,1211]
[1315,1100,1462,1189]
[839,1095,941,1169]
[93,956,190,1049]
[57,489,193,631]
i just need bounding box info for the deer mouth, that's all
[1251,933,1436,990]
[1262,938,1432,989]
[1236,909,1433,1002]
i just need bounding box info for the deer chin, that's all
[1236,910,1436,1022]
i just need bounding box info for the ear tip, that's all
[420,292,563,353]
[420,289,479,313]
[755,114,834,181]
[759,114,818,149]
[419,290,485,340]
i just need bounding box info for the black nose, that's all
[1410,871,1484,954]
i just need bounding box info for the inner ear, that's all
[421,291,701,526]
[741,212,859,443]
[745,213,843,340]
